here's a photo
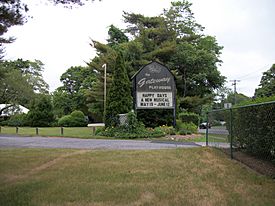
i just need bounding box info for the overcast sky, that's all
[4,0,275,97]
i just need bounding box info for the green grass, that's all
[0,148,274,206]
[0,126,103,139]
[208,134,229,143]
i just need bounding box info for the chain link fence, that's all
[206,101,275,176]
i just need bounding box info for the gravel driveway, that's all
[0,136,200,150]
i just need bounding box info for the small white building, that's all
[0,104,29,117]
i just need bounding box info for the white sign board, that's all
[224,103,232,109]
[137,92,173,108]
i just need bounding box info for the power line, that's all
[235,65,269,80]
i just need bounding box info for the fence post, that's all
[206,112,209,146]
[16,127,18,134]
[0,126,1,133]
[61,127,64,136]
[230,108,233,159]
[36,127,39,135]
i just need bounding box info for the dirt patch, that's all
[223,149,275,178]
[166,134,202,140]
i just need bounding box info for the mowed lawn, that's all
[0,148,274,206]
[0,127,96,139]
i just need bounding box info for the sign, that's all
[224,103,232,109]
[132,61,176,109]
[137,92,173,108]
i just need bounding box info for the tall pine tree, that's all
[105,52,133,127]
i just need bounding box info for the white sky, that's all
[4,0,275,97]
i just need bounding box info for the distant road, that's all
[199,127,229,135]
[0,136,200,150]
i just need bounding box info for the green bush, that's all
[97,126,165,139]
[0,114,27,126]
[176,120,198,134]
[228,96,275,161]
[178,129,192,135]
[97,112,165,138]
[156,125,176,135]
[58,110,87,127]
[137,109,174,128]
[71,110,85,119]
[178,112,199,125]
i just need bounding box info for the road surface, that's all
[0,136,201,150]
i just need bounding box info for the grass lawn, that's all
[0,148,274,206]
[0,126,102,139]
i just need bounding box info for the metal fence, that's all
[205,101,275,175]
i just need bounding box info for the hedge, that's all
[230,96,275,161]
[178,112,199,125]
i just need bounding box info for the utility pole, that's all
[230,80,240,105]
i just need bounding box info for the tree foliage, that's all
[105,52,132,127]
[87,1,225,123]
[52,66,96,117]
[107,24,129,48]
[26,95,54,127]
[254,64,275,97]
[0,59,49,115]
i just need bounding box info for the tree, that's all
[52,66,96,117]
[0,59,48,115]
[52,88,74,117]
[26,95,54,127]
[105,52,132,127]
[226,92,250,106]
[254,64,275,97]
[86,40,116,121]
[122,1,224,99]
[0,0,28,58]
[87,0,225,125]
[107,25,129,48]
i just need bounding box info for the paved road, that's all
[0,136,200,150]
[199,127,229,135]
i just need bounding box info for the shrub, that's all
[71,110,85,119]
[58,110,87,127]
[176,120,198,134]
[179,129,187,135]
[96,126,165,139]
[178,112,199,125]
[137,109,174,128]
[97,112,165,138]
[156,125,176,135]
[58,115,74,127]
[1,114,27,126]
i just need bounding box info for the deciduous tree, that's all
[254,64,275,97]
[0,59,48,115]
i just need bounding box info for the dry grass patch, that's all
[0,148,274,206]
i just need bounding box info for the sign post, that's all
[132,62,176,127]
